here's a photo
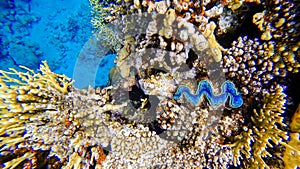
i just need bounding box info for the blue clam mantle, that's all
[174,80,243,108]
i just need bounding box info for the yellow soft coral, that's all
[0,61,73,128]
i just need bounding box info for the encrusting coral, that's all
[1,0,300,168]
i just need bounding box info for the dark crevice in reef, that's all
[284,72,300,118]
[265,143,285,167]
[46,155,63,169]
[216,3,264,48]
[144,68,167,77]
[236,3,265,38]
[148,120,166,135]
[186,49,198,69]
[35,150,51,169]
[129,85,149,109]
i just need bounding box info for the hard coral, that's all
[0,62,108,168]
[252,0,300,75]
[1,0,300,168]
[222,36,276,96]
[0,61,73,168]
[283,103,300,168]
[229,85,288,169]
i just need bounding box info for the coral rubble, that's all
[0,0,300,168]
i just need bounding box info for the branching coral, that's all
[0,0,299,168]
[0,61,73,133]
[0,61,73,168]
[89,0,121,52]
[222,36,277,96]
[229,85,288,168]
[283,103,300,168]
[0,62,109,168]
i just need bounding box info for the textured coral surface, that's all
[0,0,300,168]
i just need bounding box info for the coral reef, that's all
[89,0,122,52]
[222,36,278,96]
[0,0,300,168]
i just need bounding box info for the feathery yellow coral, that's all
[228,127,253,166]
[0,60,73,124]
[282,103,300,168]
[0,60,73,94]
[1,61,115,168]
[0,61,73,168]
[283,133,300,169]
[230,85,288,169]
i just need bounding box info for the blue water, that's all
[0,0,115,88]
